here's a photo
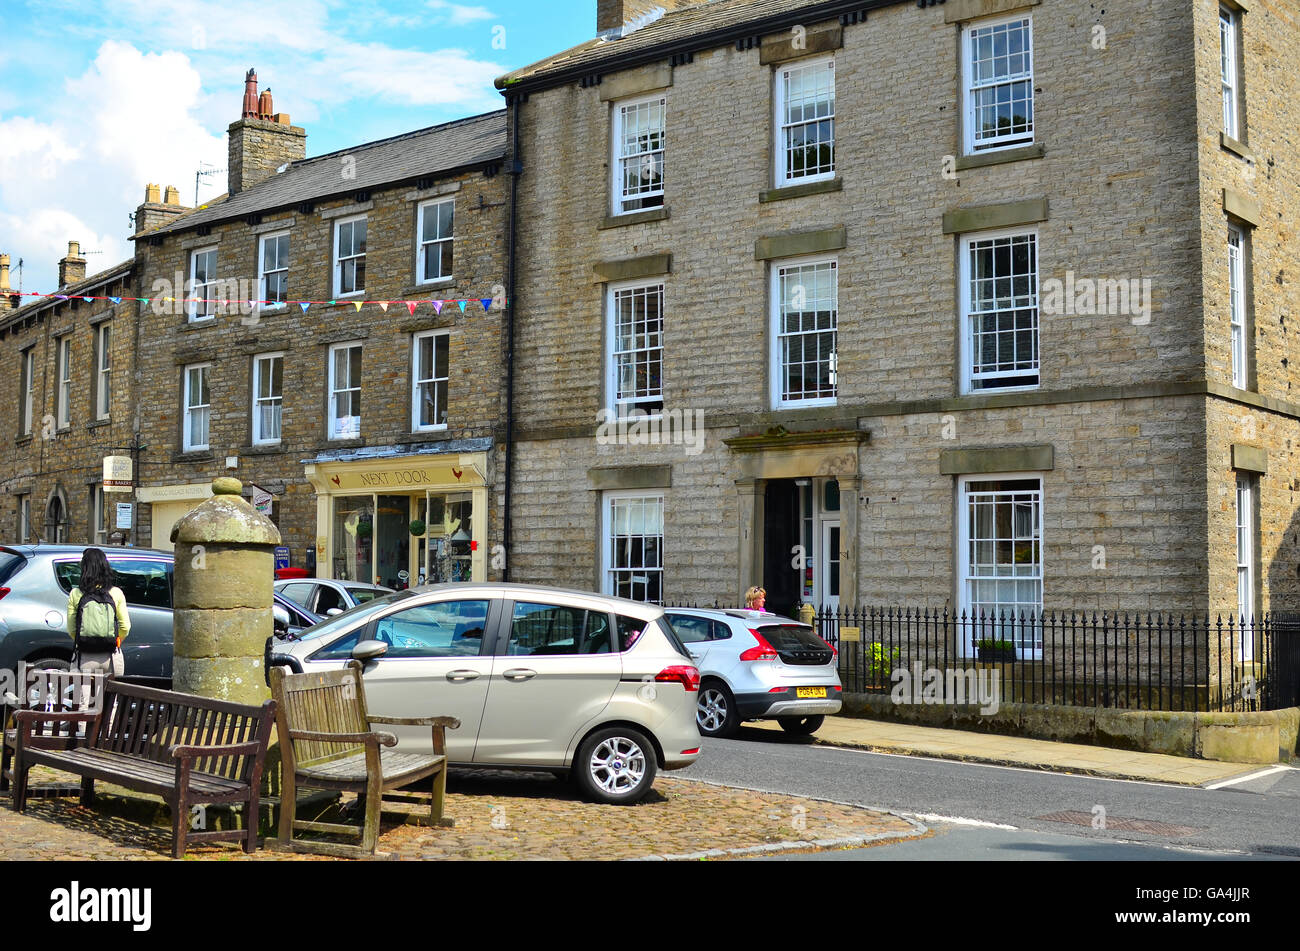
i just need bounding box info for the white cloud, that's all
[425,1,496,26]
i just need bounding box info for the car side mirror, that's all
[273,604,291,635]
[326,607,343,616]
[352,640,389,661]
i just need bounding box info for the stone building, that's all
[0,244,146,547]
[128,72,511,589]
[495,0,1300,656]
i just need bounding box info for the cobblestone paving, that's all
[2,768,923,861]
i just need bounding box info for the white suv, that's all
[664,609,842,738]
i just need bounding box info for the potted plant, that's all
[976,638,1017,663]
[409,519,426,537]
[355,520,372,539]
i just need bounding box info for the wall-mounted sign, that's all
[274,546,290,570]
[103,455,133,492]
[839,626,861,643]
[251,484,273,515]
[115,503,134,530]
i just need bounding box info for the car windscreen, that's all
[292,589,415,641]
[346,587,389,604]
[0,550,25,586]
[757,623,827,652]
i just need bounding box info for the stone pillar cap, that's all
[171,478,282,546]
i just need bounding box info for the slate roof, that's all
[139,109,508,240]
[496,0,876,91]
[303,437,494,466]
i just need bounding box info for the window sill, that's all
[334,291,366,300]
[319,437,366,451]
[400,283,458,300]
[86,419,111,430]
[772,399,838,412]
[759,179,843,203]
[415,277,456,290]
[183,318,217,331]
[243,443,285,455]
[173,450,214,463]
[964,382,1041,397]
[15,435,33,447]
[956,143,1045,171]
[599,207,670,230]
[1220,133,1255,163]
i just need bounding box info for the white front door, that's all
[820,519,841,611]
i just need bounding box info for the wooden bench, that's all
[2,669,106,796]
[10,680,275,859]
[269,660,457,858]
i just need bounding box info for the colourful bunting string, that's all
[432,300,443,315]
[6,289,507,314]
[378,302,389,312]
[457,300,467,313]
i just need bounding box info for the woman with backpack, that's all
[67,548,130,678]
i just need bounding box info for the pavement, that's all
[747,717,1274,786]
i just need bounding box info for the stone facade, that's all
[499,0,1300,624]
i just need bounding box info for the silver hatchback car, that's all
[270,583,702,804]
[664,608,843,738]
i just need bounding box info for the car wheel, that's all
[22,656,75,708]
[777,715,824,736]
[696,681,739,738]
[573,726,657,805]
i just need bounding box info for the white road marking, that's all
[1202,764,1295,790]
[907,813,1018,830]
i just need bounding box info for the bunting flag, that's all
[8,289,507,314]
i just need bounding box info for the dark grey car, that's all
[0,544,319,685]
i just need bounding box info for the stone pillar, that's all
[171,477,281,703]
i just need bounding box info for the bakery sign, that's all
[102,455,134,492]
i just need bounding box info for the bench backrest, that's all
[90,680,274,782]
[269,661,371,769]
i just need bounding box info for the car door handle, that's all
[446,669,480,683]
[501,668,536,682]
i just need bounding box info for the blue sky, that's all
[0,0,595,294]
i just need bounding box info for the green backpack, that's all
[74,588,120,654]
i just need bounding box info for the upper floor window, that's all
[412,330,449,431]
[19,346,34,436]
[963,15,1034,153]
[960,229,1039,393]
[771,259,837,408]
[56,335,71,428]
[252,352,284,445]
[329,342,362,439]
[607,282,664,418]
[183,363,211,452]
[188,247,218,321]
[775,58,835,185]
[1220,6,1240,139]
[334,217,367,297]
[417,200,455,283]
[94,323,111,420]
[1229,225,1247,388]
[260,232,290,306]
[612,96,665,214]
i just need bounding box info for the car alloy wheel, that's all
[574,726,658,804]
[23,657,74,709]
[696,682,738,738]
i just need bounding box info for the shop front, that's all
[136,482,214,551]
[304,447,491,590]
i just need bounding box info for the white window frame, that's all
[182,363,212,452]
[774,57,836,186]
[94,323,111,420]
[17,495,30,544]
[258,232,290,309]
[1229,225,1247,389]
[328,342,363,440]
[956,473,1044,660]
[19,346,34,436]
[333,216,367,298]
[251,351,284,446]
[770,257,838,409]
[959,227,1040,394]
[1220,6,1239,140]
[611,95,666,215]
[92,485,106,545]
[56,335,71,428]
[416,199,455,284]
[1236,473,1255,635]
[961,13,1035,154]
[606,280,664,418]
[188,246,219,322]
[601,490,665,605]
[411,330,450,432]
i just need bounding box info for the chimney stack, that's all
[0,253,14,312]
[597,0,695,33]
[228,68,306,195]
[58,240,86,289]
[134,183,188,235]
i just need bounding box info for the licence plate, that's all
[796,687,827,699]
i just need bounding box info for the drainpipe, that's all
[502,93,523,582]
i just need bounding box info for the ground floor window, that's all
[44,492,69,544]
[17,495,30,544]
[1236,473,1256,624]
[958,475,1043,658]
[419,492,473,584]
[331,490,478,588]
[603,492,664,604]
[333,496,374,583]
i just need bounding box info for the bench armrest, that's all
[286,728,398,748]
[367,715,461,729]
[169,741,263,760]
[13,710,98,740]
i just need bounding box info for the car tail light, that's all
[834,685,842,691]
[0,587,9,601]
[739,629,779,661]
[681,748,700,755]
[768,686,787,693]
[655,665,700,692]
